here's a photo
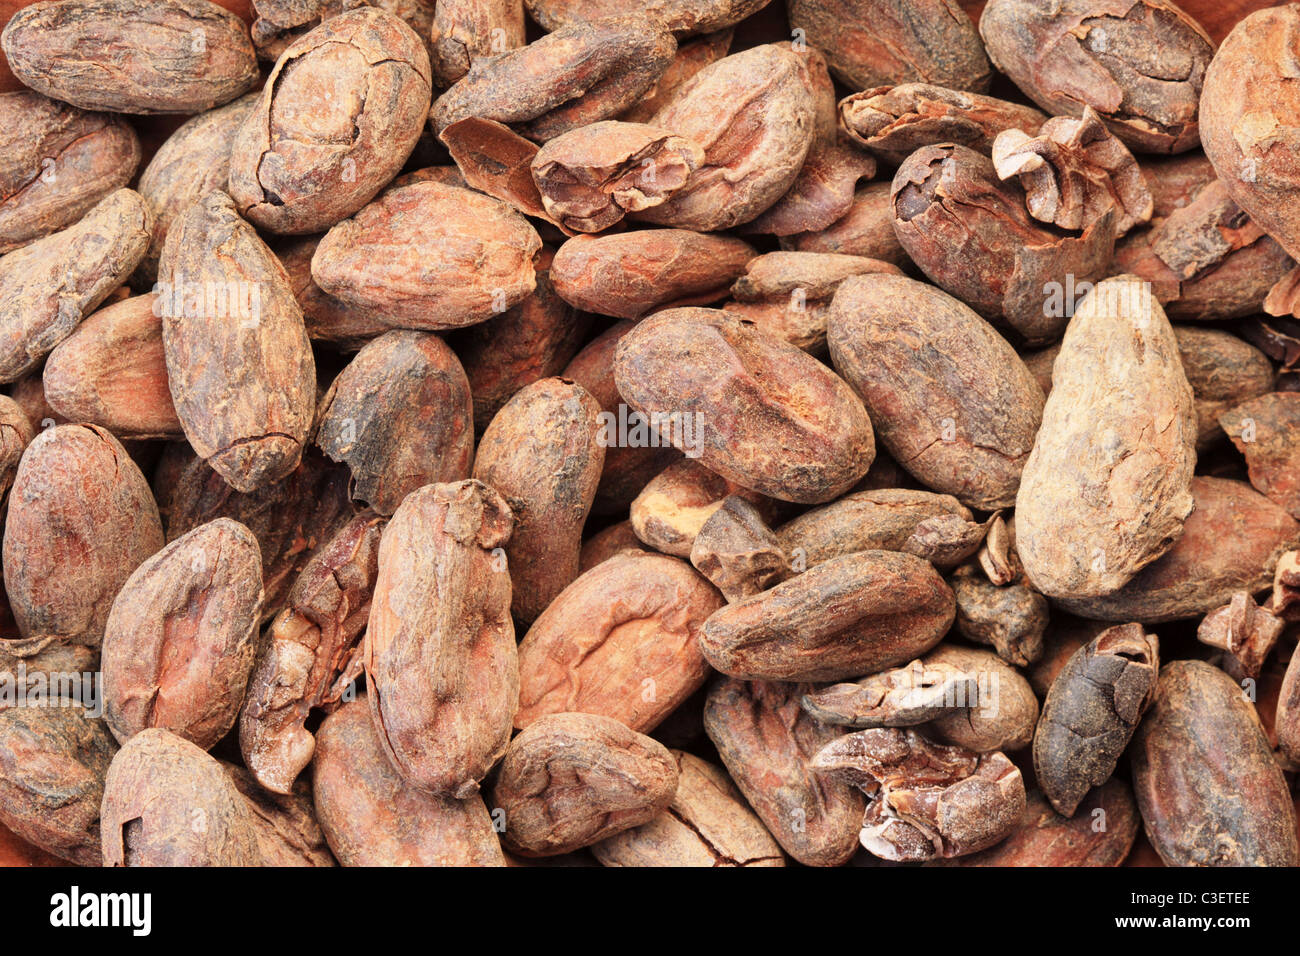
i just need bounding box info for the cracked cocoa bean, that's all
[1033,623,1158,816]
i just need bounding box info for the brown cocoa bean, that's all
[1033,623,1158,816]
[1,0,259,115]
[1199,5,1300,262]
[101,728,263,866]
[312,697,505,866]
[102,518,263,749]
[473,377,604,622]
[0,91,140,256]
[515,549,723,732]
[431,0,526,86]
[3,424,163,651]
[979,0,1213,154]
[924,643,1039,752]
[829,273,1046,510]
[451,247,589,433]
[222,762,335,866]
[726,251,901,353]
[316,330,474,515]
[525,0,768,34]
[578,520,646,572]
[0,188,151,384]
[159,191,315,492]
[703,676,864,867]
[891,143,1116,344]
[812,728,1025,861]
[532,121,704,232]
[951,564,1049,667]
[311,181,541,330]
[1132,659,1298,866]
[927,779,1139,866]
[614,307,875,504]
[788,0,991,92]
[490,711,679,857]
[366,480,517,797]
[782,181,908,264]
[1219,393,1300,520]
[562,320,682,514]
[776,488,972,569]
[700,550,955,682]
[42,295,182,440]
[690,495,790,602]
[229,6,433,235]
[551,230,754,319]
[630,459,772,559]
[0,702,117,866]
[839,83,1047,166]
[1016,276,1196,598]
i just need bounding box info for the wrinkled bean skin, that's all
[222,762,335,867]
[0,91,140,256]
[525,0,770,34]
[0,188,152,384]
[473,377,604,622]
[630,458,772,559]
[431,0,526,87]
[365,480,518,798]
[615,307,875,504]
[700,550,955,682]
[829,274,1045,510]
[1,0,260,115]
[102,518,263,750]
[788,0,991,93]
[101,728,264,866]
[159,191,316,493]
[924,643,1039,753]
[1032,624,1158,816]
[516,550,723,732]
[776,488,971,568]
[229,7,433,235]
[316,330,475,516]
[979,0,1213,154]
[891,143,1116,345]
[551,230,754,319]
[1016,277,1196,599]
[490,711,679,857]
[313,698,506,866]
[3,425,164,652]
[1132,660,1298,867]
[239,511,384,794]
[703,677,865,867]
[0,703,117,866]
